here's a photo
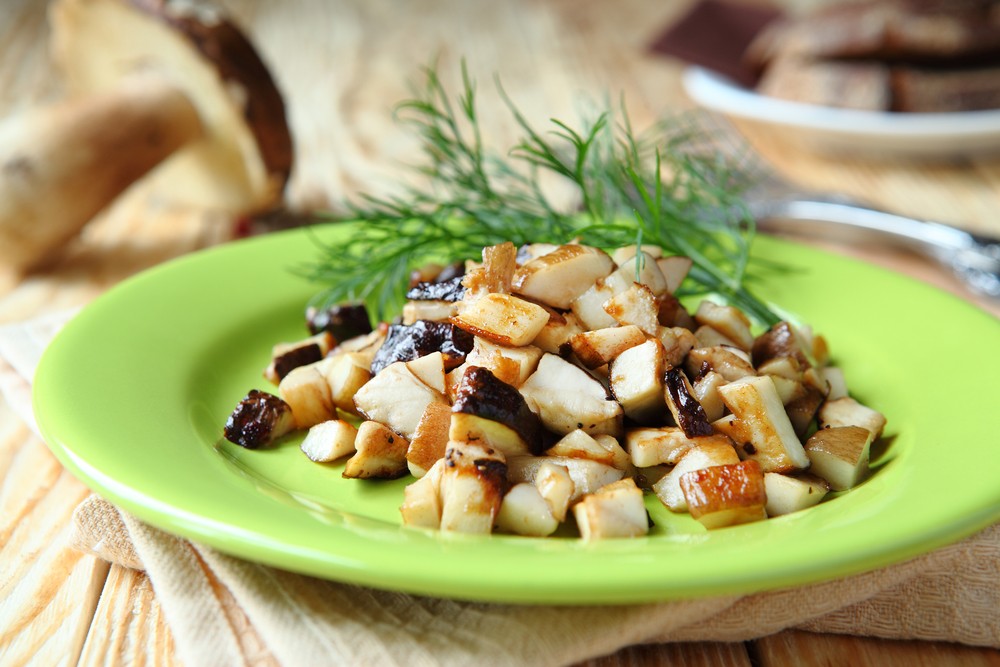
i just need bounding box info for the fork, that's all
[696,115,1000,300]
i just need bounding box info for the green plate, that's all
[33,224,1000,604]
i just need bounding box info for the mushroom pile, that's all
[224,241,886,540]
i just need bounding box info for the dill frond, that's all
[296,62,780,326]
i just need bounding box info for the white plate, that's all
[682,66,1000,159]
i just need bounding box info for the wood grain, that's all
[755,631,1000,667]
[0,400,109,666]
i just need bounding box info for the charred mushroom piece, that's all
[450,366,544,456]
[264,332,334,383]
[405,275,467,302]
[223,389,295,448]
[370,320,474,375]
[664,367,714,438]
[306,303,373,339]
[0,0,293,275]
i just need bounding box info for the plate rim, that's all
[682,66,1000,141]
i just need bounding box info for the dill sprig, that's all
[298,63,780,326]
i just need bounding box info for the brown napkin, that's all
[3,312,999,666]
[649,0,781,87]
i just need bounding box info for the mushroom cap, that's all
[49,0,293,213]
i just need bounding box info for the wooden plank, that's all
[579,642,752,667]
[78,565,179,667]
[0,399,109,666]
[755,631,1000,667]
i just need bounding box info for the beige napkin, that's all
[2,312,998,666]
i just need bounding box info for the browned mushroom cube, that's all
[804,425,873,491]
[679,460,767,529]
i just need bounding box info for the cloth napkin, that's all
[2,312,998,667]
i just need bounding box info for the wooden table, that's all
[1,1,998,664]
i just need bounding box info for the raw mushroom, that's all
[0,0,292,275]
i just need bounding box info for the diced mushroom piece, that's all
[400,458,445,528]
[573,478,649,540]
[785,384,826,440]
[342,421,409,479]
[685,346,756,382]
[680,460,767,529]
[570,273,630,330]
[593,435,632,471]
[756,355,803,382]
[818,397,886,439]
[452,293,549,347]
[764,472,829,516]
[507,455,624,502]
[462,242,518,300]
[370,320,473,376]
[717,375,810,473]
[769,375,802,405]
[465,337,543,387]
[655,326,698,368]
[656,255,693,294]
[439,441,507,534]
[406,401,452,477]
[611,244,663,265]
[278,362,335,429]
[804,425,873,491]
[512,244,615,309]
[544,429,627,469]
[652,440,740,512]
[450,366,544,456]
[532,308,584,355]
[406,351,447,395]
[694,325,740,349]
[353,361,447,440]
[656,292,694,329]
[519,353,624,437]
[610,339,667,424]
[300,419,358,463]
[613,252,669,296]
[223,389,295,449]
[516,242,561,263]
[306,303,373,339]
[264,331,334,384]
[603,283,659,335]
[331,329,385,371]
[496,483,559,537]
[626,427,733,468]
[693,301,754,352]
[402,300,458,325]
[569,325,647,370]
[534,462,575,521]
[664,367,715,438]
[821,367,849,401]
[691,371,728,422]
[751,321,810,368]
[322,352,372,416]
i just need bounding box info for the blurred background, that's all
[1,0,999,316]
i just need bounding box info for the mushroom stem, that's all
[0,72,203,273]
